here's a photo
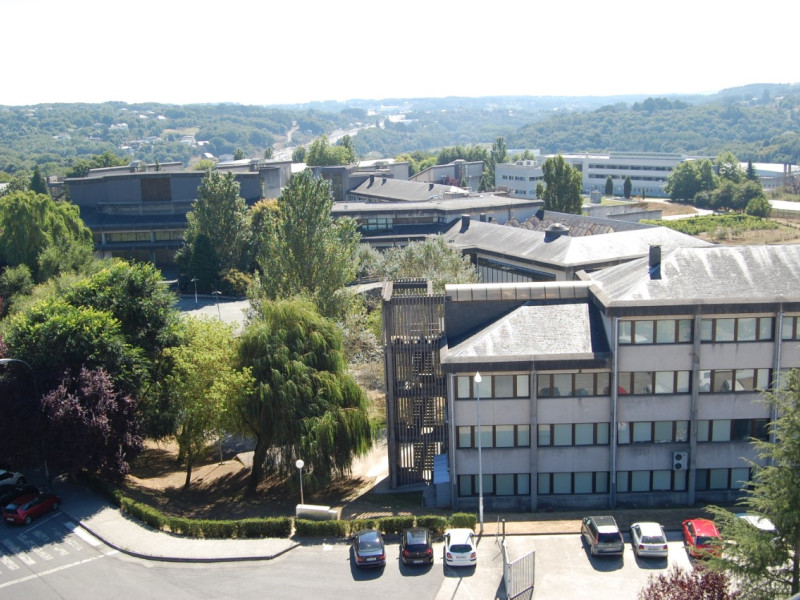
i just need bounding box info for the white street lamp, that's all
[475,371,484,534]
[190,277,198,307]
[211,290,222,320]
[295,459,305,506]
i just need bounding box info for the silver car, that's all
[629,522,668,558]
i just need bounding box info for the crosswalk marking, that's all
[0,539,35,566]
[63,521,102,547]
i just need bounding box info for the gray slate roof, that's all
[588,244,800,307]
[446,302,595,361]
[443,219,711,270]
[349,177,466,202]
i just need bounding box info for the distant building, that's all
[411,159,484,193]
[495,160,543,199]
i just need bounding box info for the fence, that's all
[497,519,535,599]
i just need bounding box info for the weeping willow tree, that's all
[234,297,372,493]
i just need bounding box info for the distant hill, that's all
[1,83,798,178]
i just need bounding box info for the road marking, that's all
[63,522,102,547]
[0,539,35,566]
[0,554,19,571]
[0,554,106,589]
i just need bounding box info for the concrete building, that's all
[495,160,544,199]
[382,244,800,511]
[411,159,484,193]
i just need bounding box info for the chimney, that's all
[429,183,434,191]
[649,245,662,280]
[544,222,570,242]
[461,214,470,230]
[369,174,374,186]
[480,213,486,222]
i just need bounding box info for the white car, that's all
[736,513,777,533]
[444,528,477,567]
[0,469,26,487]
[629,522,669,558]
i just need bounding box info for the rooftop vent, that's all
[544,222,570,242]
[649,245,662,280]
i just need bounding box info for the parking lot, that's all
[501,531,693,600]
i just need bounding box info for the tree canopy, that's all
[233,298,372,493]
[378,235,478,292]
[541,155,583,214]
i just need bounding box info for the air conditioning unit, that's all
[673,451,688,471]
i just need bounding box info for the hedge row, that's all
[78,473,476,540]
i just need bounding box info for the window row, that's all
[700,317,773,343]
[618,371,690,395]
[619,319,693,345]
[456,374,529,400]
[458,473,530,497]
[696,467,751,491]
[538,423,609,446]
[538,372,610,398]
[618,420,688,444]
[457,425,531,449]
[697,419,769,442]
[698,369,771,393]
[537,471,609,495]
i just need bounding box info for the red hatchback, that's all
[3,492,61,525]
[682,518,721,558]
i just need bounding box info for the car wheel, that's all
[24,516,31,525]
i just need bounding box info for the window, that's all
[618,371,692,395]
[537,373,610,397]
[620,319,693,344]
[618,421,689,444]
[456,374,529,400]
[617,470,688,492]
[700,317,774,342]
[459,425,531,448]
[699,369,772,393]
[696,468,753,491]
[782,316,800,340]
[538,423,609,446]
[698,419,769,442]
[458,474,530,497]
[537,472,609,495]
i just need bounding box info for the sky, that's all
[2,0,798,107]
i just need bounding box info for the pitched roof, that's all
[588,245,800,307]
[349,177,466,202]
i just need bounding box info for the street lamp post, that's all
[211,290,222,320]
[475,371,484,534]
[295,459,305,506]
[190,277,198,308]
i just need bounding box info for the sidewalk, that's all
[55,479,299,563]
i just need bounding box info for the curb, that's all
[74,519,302,564]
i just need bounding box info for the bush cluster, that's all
[79,474,477,540]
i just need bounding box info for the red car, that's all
[682,518,721,558]
[3,492,61,525]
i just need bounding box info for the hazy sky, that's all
[3,0,797,106]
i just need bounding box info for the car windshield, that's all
[696,536,715,546]
[449,544,472,553]
[359,540,382,551]
[642,535,664,544]
[597,532,620,543]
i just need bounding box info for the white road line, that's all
[0,554,105,589]
[63,521,102,547]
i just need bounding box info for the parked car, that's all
[629,522,669,558]
[400,527,433,565]
[0,469,26,487]
[581,515,624,557]
[351,529,386,568]
[0,484,39,508]
[682,518,721,558]
[443,528,477,567]
[736,512,777,534]
[3,492,61,525]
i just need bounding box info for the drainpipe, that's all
[689,315,702,506]
[448,373,458,511]
[611,317,619,509]
[530,367,537,512]
[773,310,784,444]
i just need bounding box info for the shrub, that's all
[416,515,448,534]
[120,497,167,530]
[347,518,378,535]
[239,517,292,538]
[449,513,477,529]
[295,519,349,538]
[377,515,415,534]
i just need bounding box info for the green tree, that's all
[379,236,478,292]
[541,155,583,214]
[665,160,716,203]
[305,135,352,166]
[66,151,127,178]
[705,369,800,599]
[0,190,93,281]
[233,148,246,160]
[254,169,360,317]
[716,151,745,183]
[29,166,49,196]
[604,175,614,196]
[0,264,34,316]
[339,135,357,164]
[162,318,253,489]
[233,298,372,493]
[485,136,508,191]
[192,159,216,171]
[746,159,759,182]
[745,195,771,217]
[178,170,250,280]
[263,148,274,160]
[623,175,632,198]
[292,146,306,163]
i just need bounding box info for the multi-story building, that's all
[495,160,543,199]
[382,244,800,511]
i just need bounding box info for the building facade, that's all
[382,245,800,511]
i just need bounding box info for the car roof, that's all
[684,519,719,535]
[736,513,776,531]
[633,522,665,535]
[445,528,474,543]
